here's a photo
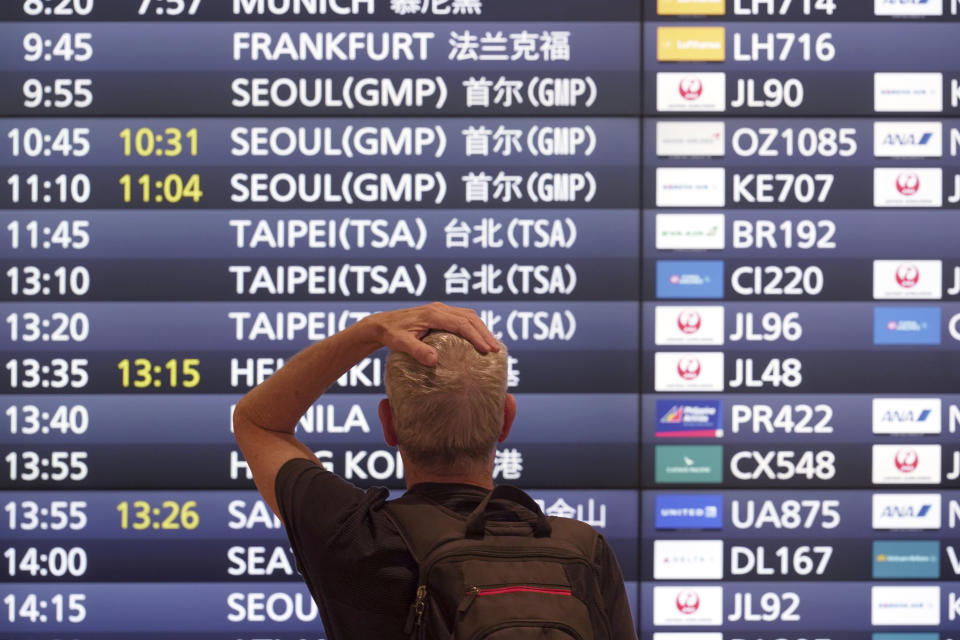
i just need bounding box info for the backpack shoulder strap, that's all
[381,493,469,563]
[545,515,602,560]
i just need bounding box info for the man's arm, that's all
[232,303,499,519]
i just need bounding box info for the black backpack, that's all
[382,484,613,639]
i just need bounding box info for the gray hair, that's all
[384,331,508,470]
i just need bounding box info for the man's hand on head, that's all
[360,303,499,366]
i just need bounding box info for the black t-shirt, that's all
[276,457,637,639]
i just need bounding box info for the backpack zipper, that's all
[458,585,573,617]
[404,584,428,636]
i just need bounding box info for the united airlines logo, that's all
[654,494,723,529]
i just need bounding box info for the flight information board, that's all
[644,2,960,640]
[1,0,959,638]
[0,0,640,638]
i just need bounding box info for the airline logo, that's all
[871,586,940,626]
[653,586,723,626]
[654,634,722,640]
[873,634,940,640]
[655,494,723,529]
[873,307,941,345]
[874,122,943,158]
[655,445,724,484]
[872,398,941,435]
[873,260,942,300]
[655,306,725,346]
[872,493,941,530]
[874,0,943,16]
[655,213,725,250]
[873,168,942,207]
[656,400,723,438]
[657,27,726,62]
[873,540,940,579]
[657,0,726,15]
[657,168,726,207]
[655,352,725,392]
[656,121,726,157]
[653,540,724,580]
[872,444,941,484]
[874,73,943,112]
[657,72,726,112]
[656,260,725,299]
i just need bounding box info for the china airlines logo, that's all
[677,311,702,335]
[676,590,700,615]
[896,264,920,288]
[896,172,920,196]
[895,448,919,473]
[678,358,701,380]
[679,77,703,101]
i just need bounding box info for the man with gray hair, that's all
[234,303,636,638]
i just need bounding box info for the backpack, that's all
[382,484,613,639]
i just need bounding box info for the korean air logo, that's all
[895,448,919,473]
[676,590,700,614]
[896,264,920,288]
[896,172,920,196]
[679,77,704,101]
[677,310,702,335]
[678,358,701,380]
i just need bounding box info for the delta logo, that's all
[656,400,723,438]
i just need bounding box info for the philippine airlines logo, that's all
[679,77,703,101]
[895,448,919,473]
[678,358,701,380]
[678,311,702,335]
[896,264,920,289]
[676,590,700,614]
[895,172,920,196]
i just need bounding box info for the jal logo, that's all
[896,264,920,288]
[895,448,919,473]
[678,358,701,380]
[896,172,920,196]
[678,310,702,334]
[676,590,700,614]
[679,77,703,101]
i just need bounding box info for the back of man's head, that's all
[385,331,508,471]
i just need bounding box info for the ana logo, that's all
[677,310,702,334]
[895,448,919,473]
[896,172,920,196]
[679,77,703,101]
[896,264,920,288]
[676,591,700,614]
[678,358,701,380]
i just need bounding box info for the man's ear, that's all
[498,393,516,443]
[379,398,398,447]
